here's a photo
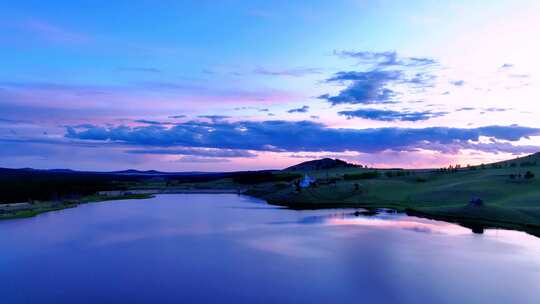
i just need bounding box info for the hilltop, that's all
[285,158,359,171]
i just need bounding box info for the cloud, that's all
[509,74,529,79]
[0,136,114,149]
[0,81,108,96]
[127,147,256,158]
[133,119,168,125]
[287,105,309,113]
[456,107,475,111]
[176,156,231,163]
[319,70,402,105]
[319,52,438,105]
[137,81,296,103]
[0,118,27,124]
[0,138,150,170]
[478,107,511,115]
[197,115,230,122]
[450,80,465,86]
[320,51,440,106]
[168,115,186,119]
[0,80,296,125]
[65,120,540,155]
[253,67,322,77]
[415,141,540,155]
[335,50,437,67]
[484,107,510,112]
[497,64,529,81]
[233,106,269,112]
[408,72,437,89]
[455,107,509,114]
[338,108,447,121]
[325,70,403,83]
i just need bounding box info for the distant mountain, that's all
[15,168,78,173]
[285,158,359,171]
[110,169,167,175]
[0,167,218,177]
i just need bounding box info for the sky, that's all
[1,0,540,171]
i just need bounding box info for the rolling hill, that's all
[285,158,359,171]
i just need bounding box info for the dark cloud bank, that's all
[66,120,540,155]
[339,108,448,122]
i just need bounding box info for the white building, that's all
[299,174,316,188]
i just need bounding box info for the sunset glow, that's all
[2,1,540,171]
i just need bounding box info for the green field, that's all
[243,154,540,236]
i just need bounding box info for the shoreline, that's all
[260,198,540,237]
[2,189,540,238]
[403,208,540,237]
[0,193,154,220]
[0,189,244,220]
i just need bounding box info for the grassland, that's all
[242,157,540,236]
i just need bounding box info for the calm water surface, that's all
[1,194,539,304]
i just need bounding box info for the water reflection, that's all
[270,209,472,235]
[1,194,539,304]
[269,208,540,254]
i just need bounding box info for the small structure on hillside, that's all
[469,197,484,207]
[299,174,316,188]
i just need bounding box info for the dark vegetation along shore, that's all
[1,153,540,237]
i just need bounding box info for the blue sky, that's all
[1,0,540,171]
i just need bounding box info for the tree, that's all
[294,180,301,192]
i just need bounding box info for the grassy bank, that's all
[242,162,540,236]
[0,193,154,220]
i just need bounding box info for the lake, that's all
[1,194,539,303]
